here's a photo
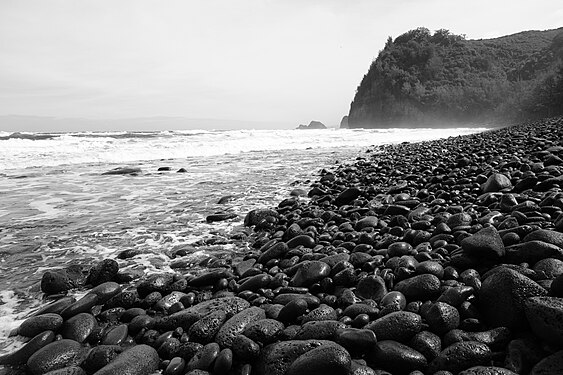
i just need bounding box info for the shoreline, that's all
[2,116,563,374]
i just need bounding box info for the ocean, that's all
[0,126,487,353]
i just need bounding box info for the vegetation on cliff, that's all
[348,27,563,128]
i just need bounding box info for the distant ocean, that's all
[0,126,487,350]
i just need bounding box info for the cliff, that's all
[348,27,563,128]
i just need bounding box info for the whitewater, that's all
[0,126,486,353]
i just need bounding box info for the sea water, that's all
[0,126,487,353]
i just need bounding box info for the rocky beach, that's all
[3,116,563,375]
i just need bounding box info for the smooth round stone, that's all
[92,344,159,375]
[60,313,96,343]
[277,298,308,323]
[238,274,272,292]
[60,293,99,319]
[19,313,63,337]
[443,327,511,351]
[101,324,128,345]
[380,291,407,310]
[369,340,427,375]
[524,296,563,346]
[254,340,341,375]
[231,335,261,360]
[409,330,442,362]
[86,282,121,304]
[257,242,289,264]
[393,274,441,302]
[188,309,227,344]
[387,242,414,257]
[342,303,379,319]
[302,304,337,323]
[27,339,84,375]
[356,275,387,301]
[459,366,518,375]
[31,297,76,317]
[215,306,266,348]
[416,261,444,278]
[164,357,186,375]
[479,267,547,329]
[137,273,175,297]
[294,320,347,340]
[41,271,75,295]
[155,291,188,312]
[365,311,422,342]
[286,234,315,249]
[272,293,320,307]
[243,318,284,344]
[81,345,123,373]
[164,297,250,330]
[523,229,563,248]
[428,341,491,374]
[187,342,220,371]
[320,253,351,268]
[425,302,460,335]
[335,328,377,353]
[86,259,119,286]
[291,261,331,287]
[128,314,155,335]
[0,330,55,365]
[213,348,233,375]
[286,344,351,375]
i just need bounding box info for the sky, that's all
[0,0,562,131]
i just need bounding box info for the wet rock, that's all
[27,339,85,375]
[257,242,289,264]
[243,318,284,344]
[365,311,422,342]
[523,229,563,248]
[60,294,99,319]
[86,259,119,286]
[461,226,505,259]
[213,348,233,375]
[335,187,362,206]
[81,345,124,373]
[41,270,76,295]
[18,313,63,337]
[409,330,441,362]
[277,298,309,323]
[102,167,142,175]
[479,267,547,329]
[393,274,441,301]
[428,341,492,374]
[186,342,221,371]
[368,340,427,375]
[60,313,97,343]
[87,282,121,304]
[425,302,460,335]
[254,339,339,375]
[286,344,351,375]
[244,208,279,227]
[206,213,237,223]
[294,320,347,340]
[302,304,337,323]
[530,350,563,375]
[482,173,512,192]
[0,330,55,365]
[92,344,159,375]
[335,328,378,354]
[533,258,563,278]
[291,261,331,287]
[524,296,563,346]
[188,310,227,344]
[459,366,518,375]
[231,334,261,360]
[101,324,128,345]
[165,296,250,330]
[215,306,266,347]
[355,275,387,301]
[443,327,511,351]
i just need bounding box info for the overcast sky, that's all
[0,0,562,131]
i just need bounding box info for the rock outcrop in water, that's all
[296,121,327,130]
[349,27,563,128]
[5,116,563,374]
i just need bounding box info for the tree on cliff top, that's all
[348,27,563,128]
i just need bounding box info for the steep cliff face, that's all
[348,27,563,128]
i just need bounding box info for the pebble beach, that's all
[3,117,563,375]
